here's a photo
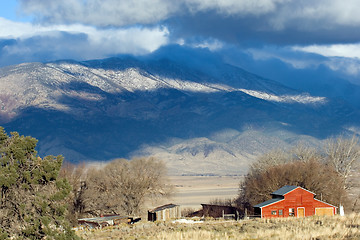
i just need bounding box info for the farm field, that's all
[166,175,242,209]
[76,213,360,239]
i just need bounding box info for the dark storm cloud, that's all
[167,12,360,46]
[5,0,360,89]
[18,0,360,46]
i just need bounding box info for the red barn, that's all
[254,185,337,218]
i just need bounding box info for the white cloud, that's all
[80,26,170,56]
[313,0,360,26]
[0,17,169,55]
[248,47,321,69]
[293,44,360,59]
[0,17,36,38]
[0,18,170,66]
[192,39,224,51]
[326,58,360,76]
[246,45,360,81]
[293,43,360,76]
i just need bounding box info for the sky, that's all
[1,0,360,88]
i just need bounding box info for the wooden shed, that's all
[148,203,181,221]
[254,185,337,218]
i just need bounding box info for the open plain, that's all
[164,175,242,210]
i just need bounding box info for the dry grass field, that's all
[76,175,360,239]
[76,213,360,239]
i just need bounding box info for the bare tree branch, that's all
[325,135,360,189]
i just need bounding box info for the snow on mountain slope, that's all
[0,54,357,175]
[0,58,327,123]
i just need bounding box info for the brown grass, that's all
[76,213,360,240]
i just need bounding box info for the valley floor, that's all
[166,175,242,209]
[76,213,360,239]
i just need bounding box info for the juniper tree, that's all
[0,127,79,240]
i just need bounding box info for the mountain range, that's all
[1,46,359,175]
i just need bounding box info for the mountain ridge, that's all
[0,48,359,175]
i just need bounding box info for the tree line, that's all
[0,127,171,239]
[236,136,360,214]
[1,125,359,238]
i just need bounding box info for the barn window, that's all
[279,210,283,215]
[289,208,294,216]
[271,210,277,215]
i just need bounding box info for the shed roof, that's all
[201,204,236,208]
[253,198,284,208]
[149,203,178,213]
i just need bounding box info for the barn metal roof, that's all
[78,215,129,224]
[254,198,284,208]
[149,203,179,213]
[271,185,316,196]
[271,185,299,196]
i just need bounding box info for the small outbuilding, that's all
[254,185,337,218]
[148,203,181,221]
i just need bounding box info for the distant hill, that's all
[0,46,359,175]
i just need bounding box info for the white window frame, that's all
[289,208,295,216]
